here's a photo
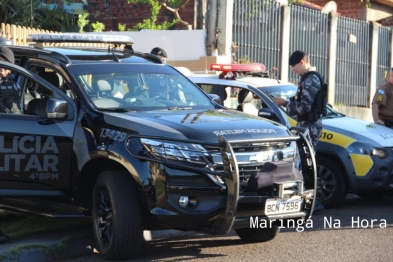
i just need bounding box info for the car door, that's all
[0,61,77,196]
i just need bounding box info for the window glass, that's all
[67,64,214,110]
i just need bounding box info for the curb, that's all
[0,230,185,262]
[0,235,95,262]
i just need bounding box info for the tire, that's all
[92,170,143,260]
[316,157,348,208]
[235,225,280,243]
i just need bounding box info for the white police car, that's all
[181,63,393,208]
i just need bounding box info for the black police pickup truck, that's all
[0,33,316,260]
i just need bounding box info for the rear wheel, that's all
[235,225,280,243]
[316,157,348,208]
[92,170,143,260]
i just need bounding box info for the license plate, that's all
[265,196,303,215]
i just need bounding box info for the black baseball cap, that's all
[289,50,306,66]
[151,47,167,58]
[0,46,14,64]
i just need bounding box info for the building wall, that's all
[301,0,367,19]
[87,0,195,31]
[307,0,393,24]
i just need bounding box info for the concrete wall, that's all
[93,30,231,67]
[335,106,373,122]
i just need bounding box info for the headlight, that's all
[347,141,388,159]
[140,138,212,165]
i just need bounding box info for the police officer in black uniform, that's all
[0,46,20,114]
[273,50,323,148]
[274,50,325,213]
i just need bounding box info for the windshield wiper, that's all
[168,107,193,110]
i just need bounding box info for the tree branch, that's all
[158,0,190,26]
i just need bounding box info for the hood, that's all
[324,116,393,146]
[104,109,291,143]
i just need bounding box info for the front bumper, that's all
[131,128,317,234]
[351,151,393,193]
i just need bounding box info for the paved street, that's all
[63,194,393,262]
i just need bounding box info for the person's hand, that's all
[376,119,385,125]
[274,97,286,106]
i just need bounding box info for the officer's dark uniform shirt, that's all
[285,69,323,148]
[372,82,393,122]
[0,76,20,114]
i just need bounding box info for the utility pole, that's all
[30,0,33,28]
[197,0,207,29]
[206,0,217,56]
[216,0,233,61]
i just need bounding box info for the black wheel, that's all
[235,225,280,243]
[92,170,143,260]
[316,157,348,208]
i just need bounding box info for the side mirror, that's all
[46,98,68,119]
[208,94,222,105]
[259,108,279,121]
[259,108,274,118]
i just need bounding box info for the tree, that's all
[127,0,190,29]
[131,0,178,30]
[118,23,127,31]
[126,0,372,31]
[91,21,105,32]
[77,13,89,33]
[0,0,75,31]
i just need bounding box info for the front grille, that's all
[210,163,262,182]
[204,140,296,183]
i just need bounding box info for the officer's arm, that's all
[371,103,382,124]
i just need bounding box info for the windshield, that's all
[258,85,342,117]
[67,64,214,111]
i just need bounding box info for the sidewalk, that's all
[0,228,184,262]
[0,227,95,262]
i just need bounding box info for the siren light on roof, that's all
[210,63,266,73]
[27,33,134,46]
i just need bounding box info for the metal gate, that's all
[335,17,370,107]
[376,26,391,89]
[288,5,329,83]
[232,0,282,78]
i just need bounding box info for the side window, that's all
[0,67,56,117]
[199,84,229,107]
[29,65,75,100]
[20,76,54,117]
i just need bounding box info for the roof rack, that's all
[27,33,134,49]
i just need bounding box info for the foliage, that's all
[127,0,190,29]
[130,0,178,30]
[118,23,127,31]
[77,13,89,33]
[91,21,105,32]
[0,0,75,31]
